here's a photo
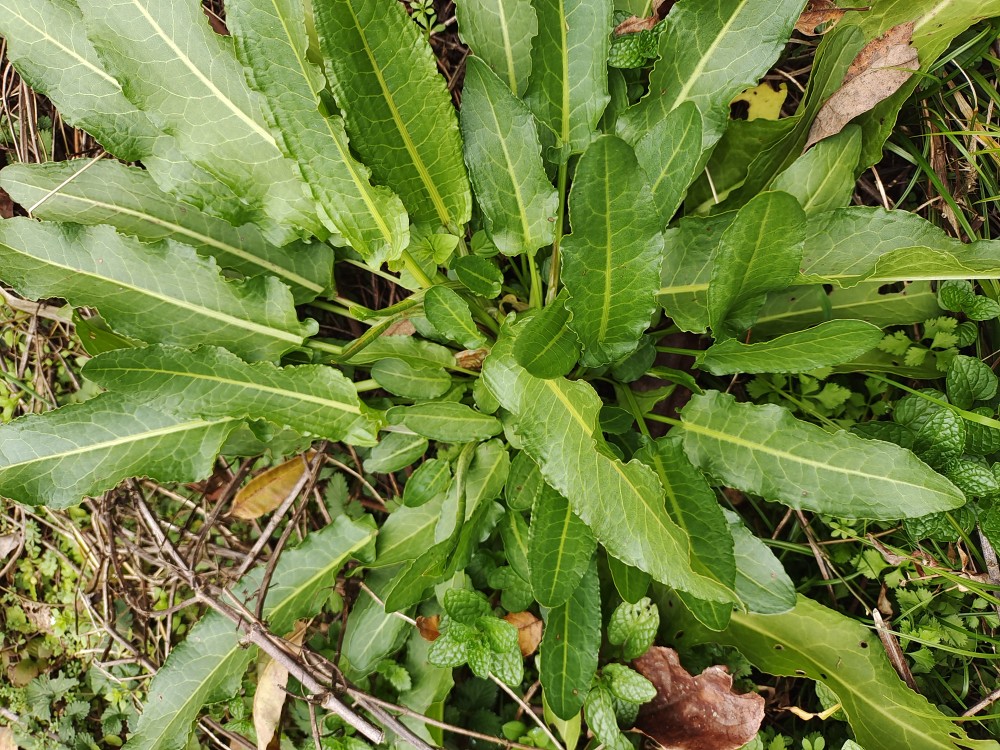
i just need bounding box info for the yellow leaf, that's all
[253,621,309,750]
[229,452,316,520]
[730,82,788,121]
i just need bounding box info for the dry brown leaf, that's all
[384,319,417,336]
[253,621,309,750]
[614,15,659,34]
[0,726,15,750]
[633,646,764,750]
[805,21,918,148]
[416,614,441,642]
[794,0,870,36]
[0,533,20,559]
[229,452,315,520]
[455,348,489,371]
[503,611,543,657]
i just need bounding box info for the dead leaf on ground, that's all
[417,614,441,642]
[0,726,15,750]
[633,646,764,750]
[253,621,309,750]
[805,21,918,148]
[503,611,543,657]
[229,452,316,520]
[795,0,870,36]
[0,533,21,559]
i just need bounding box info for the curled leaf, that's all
[503,611,544,656]
[633,647,764,750]
[230,452,315,520]
[417,614,441,642]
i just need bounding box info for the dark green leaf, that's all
[423,286,488,349]
[528,485,596,608]
[512,295,580,379]
[386,403,502,443]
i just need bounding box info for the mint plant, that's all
[1,0,1000,748]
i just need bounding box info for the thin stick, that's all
[26,153,104,215]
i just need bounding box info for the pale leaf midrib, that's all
[481,84,533,249]
[669,0,751,107]
[4,7,119,85]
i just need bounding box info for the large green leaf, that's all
[0,161,332,302]
[125,516,375,750]
[699,320,884,375]
[314,0,470,229]
[634,102,703,227]
[461,57,557,257]
[539,559,600,720]
[482,321,735,604]
[0,219,315,362]
[666,593,1000,750]
[528,484,596,608]
[524,0,612,154]
[0,393,236,508]
[77,0,316,242]
[385,403,502,443]
[83,345,379,446]
[455,0,537,96]
[617,0,806,148]
[563,136,664,366]
[226,0,408,264]
[679,390,965,519]
[723,510,795,614]
[770,125,862,216]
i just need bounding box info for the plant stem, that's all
[655,345,702,356]
[545,159,570,305]
[527,251,543,309]
[305,339,343,356]
[401,250,435,288]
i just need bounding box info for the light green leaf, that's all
[365,432,428,474]
[461,56,557,257]
[679,390,966,519]
[342,574,411,680]
[946,356,998,411]
[0,393,236,509]
[607,597,658,661]
[374,493,446,567]
[500,509,531,580]
[771,125,862,215]
[455,0,536,95]
[617,0,806,148]
[563,135,664,366]
[0,220,315,362]
[540,559,600,720]
[83,344,379,446]
[525,0,611,154]
[0,161,332,303]
[77,0,317,242]
[453,255,504,298]
[606,557,651,604]
[315,0,470,229]
[482,321,735,603]
[125,517,374,750]
[708,191,805,335]
[699,320,884,375]
[403,459,452,508]
[634,101,703,227]
[667,593,1000,750]
[528,485,596,608]
[723,510,795,614]
[603,663,656,704]
[512,295,580,379]
[348,336,456,370]
[371,358,452,400]
[423,286,488,349]
[386,403,502,443]
[465,439,511,507]
[226,0,408,264]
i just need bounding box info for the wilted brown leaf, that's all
[384,319,417,336]
[614,15,659,34]
[417,614,441,642]
[633,647,764,750]
[805,22,918,148]
[455,348,489,371]
[504,611,543,657]
[795,0,870,36]
[253,621,308,750]
[229,452,315,520]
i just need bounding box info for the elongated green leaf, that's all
[226,0,408,264]
[723,510,795,614]
[0,393,236,508]
[456,0,536,95]
[315,0,470,229]
[374,492,446,567]
[371,358,452,400]
[667,593,1000,750]
[821,246,1000,288]
[461,57,557,257]
[617,0,806,147]
[342,571,411,680]
[563,136,664,366]
[529,485,596,608]
[365,432,428,474]
[83,345,379,446]
[699,320,884,375]
[126,517,374,750]
[606,557,651,604]
[540,559,600,720]
[771,126,862,215]
[482,321,735,603]
[453,256,504,298]
[513,294,580,379]
[0,161,332,302]
[466,439,511,508]
[77,0,316,242]
[708,191,805,334]
[634,102,703,227]
[680,390,965,519]
[525,0,611,154]
[423,286,487,349]
[0,220,315,362]
[386,403,502,443]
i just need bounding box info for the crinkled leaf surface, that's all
[0,392,236,508]
[0,161,332,302]
[455,0,537,95]
[227,0,408,264]
[125,517,374,750]
[461,57,557,257]
[84,345,379,446]
[0,220,315,363]
[315,0,470,228]
[563,136,664,366]
[679,390,965,519]
[482,320,734,603]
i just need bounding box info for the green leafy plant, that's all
[2,0,1000,748]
